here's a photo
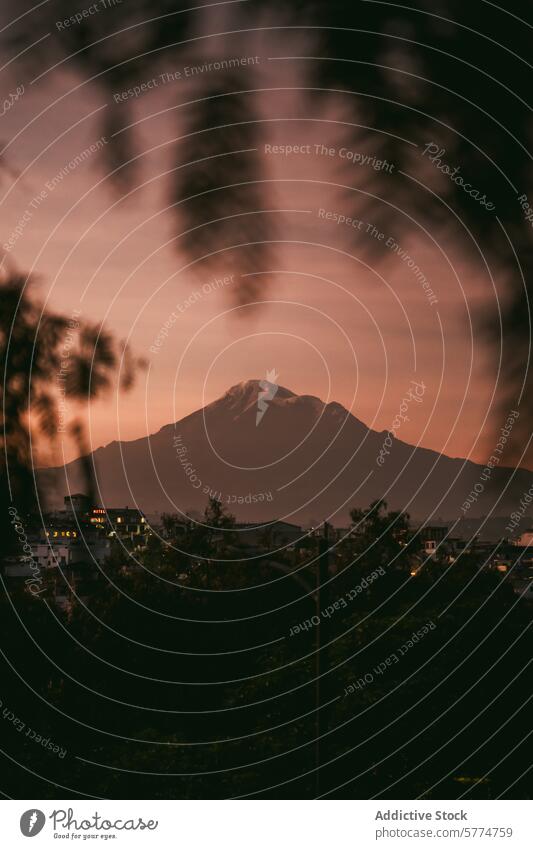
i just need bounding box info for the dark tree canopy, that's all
[4,0,531,459]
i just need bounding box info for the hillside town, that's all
[6,492,533,611]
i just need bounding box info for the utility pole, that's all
[315,521,331,797]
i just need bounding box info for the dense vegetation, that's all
[1,497,531,799]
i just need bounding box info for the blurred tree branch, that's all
[3,0,532,458]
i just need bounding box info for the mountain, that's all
[39,380,533,526]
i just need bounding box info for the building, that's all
[3,531,112,610]
[41,535,111,568]
[417,525,448,557]
[64,493,93,516]
[49,495,149,541]
[510,576,533,600]
[513,529,533,547]
[234,520,302,548]
[89,506,148,540]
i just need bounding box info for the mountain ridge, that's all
[38,380,532,524]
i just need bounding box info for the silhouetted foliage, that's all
[1,498,531,798]
[0,273,144,558]
[1,0,532,801]
[6,0,531,455]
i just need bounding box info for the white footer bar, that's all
[2,800,531,847]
